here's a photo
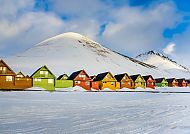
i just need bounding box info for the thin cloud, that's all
[163,43,176,55]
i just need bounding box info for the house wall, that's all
[156,82,168,87]
[91,81,100,90]
[15,78,32,89]
[135,82,146,88]
[33,78,55,91]
[100,81,117,90]
[120,81,135,89]
[134,76,146,88]
[74,80,91,90]
[0,75,15,89]
[55,80,73,88]
[146,79,155,89]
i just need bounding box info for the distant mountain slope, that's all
[4,32,189,78]
[136,51,190,78]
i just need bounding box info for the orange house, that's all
[176,78,187,87]
[68,70,91,90]
[15,72,33,89]
[167,78,178,87]
[114,73,135,89]
[91,75,100,90]
[0,59,16,89]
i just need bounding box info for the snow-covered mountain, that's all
[136,51,190,78]
[5,32,189,78]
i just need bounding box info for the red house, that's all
[68,70,91,90]
[142,75,155,89]
[177,78,187,87]
[0,59,16,89]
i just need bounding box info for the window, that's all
[6,76,12,81]
[86,81,90,85]
[1,67,6,73]
[75,81,80,84]
[35,78,41,82]
[121,82,125,85]
[48,79,53,84]
[128,82,131,85]
[79,74,85,78]
[40,71,48,75]
[17,75,23,78]
[40,71,43,74]
[111,82,115,85]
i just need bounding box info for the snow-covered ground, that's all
[1,90,190,134]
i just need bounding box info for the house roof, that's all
[166,78,176,83]
[176,78,186,84]
[142,75,154,81]
[155,78,166,83]
[0,59,16,75]
[186,80,190,84]
[90,75,96,80]
[68,70,82,80]
[68,70,90,80]
[130,74,140,81]
[93,72,116,81]
[93,72,109,81]
[114,73,126,82]
[57,74,68,80]
[30,65,56,78]
[17,71,25,77]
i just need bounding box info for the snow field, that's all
[1,90,190,133]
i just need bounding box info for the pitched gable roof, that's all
[90,75,96,80]
[93,72,115,81]
[57,74,68,80]
[130,74,140,81]
[176,78,186,84]
[114,73,125,82]
[155,78,166,83]
[186,80,190,84]
[142,75,154,81]
[68,70,82,80]
[0,59,16,75]
[166,78,177,83]
[17,71,25,76]
[68,70,90,80]
[30,65,56,78]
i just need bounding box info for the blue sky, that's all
[1,0,190,66]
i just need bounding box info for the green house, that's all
[31,65,56,91]
[55,74,73,88]
[155,78,168,87]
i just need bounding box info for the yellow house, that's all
[130,74,146,89]
[93,72,120,90]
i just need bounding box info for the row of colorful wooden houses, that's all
[0,59,190,91]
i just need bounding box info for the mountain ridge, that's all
[5,32,190,78]
[136,50,190,72]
